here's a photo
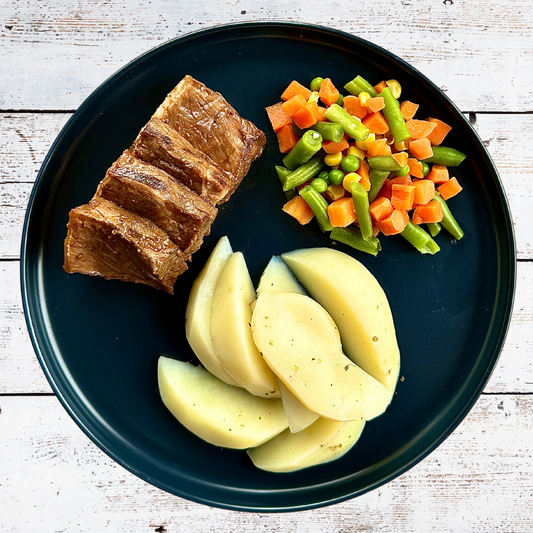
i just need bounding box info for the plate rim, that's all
[19,20,517,512]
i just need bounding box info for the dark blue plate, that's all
[20,22,515,512]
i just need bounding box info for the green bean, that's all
[310,77,324,92]
[309,121,344,142]
[350,181,373,241]
[299,185,333,232]
[400,222,441,254]
[423,146,467,166]
[324,104,370,141]
[368,169,390,203]
[367,155,403,172]
[283,156,325,191]
[427,222,442,237]
[283,130,323,170]
[381,87,410,143]
[433,193,464,240]
[292,123,307,137]
[344,75,378,97]
[275,166,297,200]
[330,227,382,256]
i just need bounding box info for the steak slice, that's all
[95,150,217,258]
[131,118,231,205]
[64,197,187,294]
[153,75,266,194]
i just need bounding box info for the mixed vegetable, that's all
[266,75,466,255]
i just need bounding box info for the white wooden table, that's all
[1,2,532,531]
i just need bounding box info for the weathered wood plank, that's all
[0,394,531,532]
[0,0,532,112]
[2,259,532,395]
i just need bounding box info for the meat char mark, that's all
[153,75,266,195]
[95,150,217,259]
[64,197,187,294]
[132,118,232,205]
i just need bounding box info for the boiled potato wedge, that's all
[257,256,306,296]
[252,291,393,421]
[277,379,319,433]
[158,357,287,449]
[282,248,400,391]
[248,417,365,473]
[185,236,239,386]
[211,252,279,397]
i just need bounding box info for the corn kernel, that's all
[326,184,345,201]
[355,133,376,151]
[324,152,343,167]
[386,79,402,99]
[394,140,410,151]
[308,91,320,104]
[342,172,362,191]
[347,145,366,160]
[359,91,371,107]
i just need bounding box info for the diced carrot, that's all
[427,118,452,146]
[376,178,393,200]
[277,124,300,153]
[400,101,419,121]
[375,208,409,235]
[412,200,443,225]
[391,183,416,210]
[356,159,370,186]
[343,95,368,119]
[413,179,436,205]
[426,164,449,184]
[319,78,340,107]
[281,80,312,102]
[374,80,388,94]
[281,94,307,117]
[265,102,293,132]
[369,197,394,222]
[363,96,385,113]
[407,157,424,178]
[409,138,433,160]
[392,151,408,168]
[327,197,357,227]
[282,196,315,225]
[366,138,392,157]
[405,119,438,140]
[359,172,371,192]
[323,136,349,154]
[292,101,319,129]
[437,177,463,200]
[317,106,328,121]
[362,111,390,135]
[389,175,412,186]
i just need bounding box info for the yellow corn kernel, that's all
[347,145,366,160]
[359,91,371,107]
[386,79,402,99]
[308,91,320,104]
[326,184,345,201]
[355,133,376,151]
[342,172,361,191]
[394,140,410,151]
[324,152,343,167]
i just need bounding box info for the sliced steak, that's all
[64,197,187,294]
[95,150,217,258]
[153,75,266,195]
[131,118,231,205]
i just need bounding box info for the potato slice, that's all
[248,417,365,472]
[251,291,393,421]
[185,236,239,386]
[257,256,306,296]
[211,252,279,397]
[277,379,319,433]
[158,357,287,449]
[282,248,400,391]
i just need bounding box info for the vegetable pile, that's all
[266,75,467,255]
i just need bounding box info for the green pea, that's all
[310,77,324,92]
[395,164,410,177]
[318,170,330,183]
[329,169,345,186]
[421,162,430,177]
[311,177,328,193]
[341,154,360,173]
[335,94,344,106]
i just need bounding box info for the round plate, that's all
[21,22,516,512]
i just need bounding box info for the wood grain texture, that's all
[0,394,531,532]
[0,0,532,112]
